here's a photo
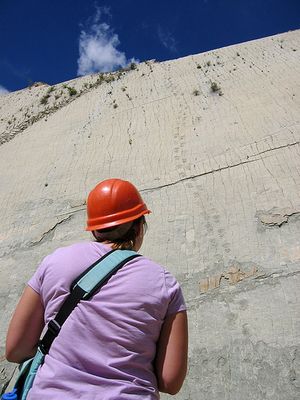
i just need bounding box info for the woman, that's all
[6,178,188,399]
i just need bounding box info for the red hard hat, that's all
[86,178,151,231]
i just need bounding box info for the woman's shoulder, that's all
[44,241,106,261]
[132,255,186,313]
[50,241,96,254]
[133,254,170,279]
[132,255,181,290]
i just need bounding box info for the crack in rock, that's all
[254,269,300,281]
[29,215,73,246]
[251,140,300,157]
[141,158,259,193]
[257,207,300,227]
[198,268,300,296]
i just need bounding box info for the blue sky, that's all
[0,0,299,94]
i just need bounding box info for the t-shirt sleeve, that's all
[164,270,187,316]
[27,255,49,295]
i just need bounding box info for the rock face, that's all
[0,30,300,399]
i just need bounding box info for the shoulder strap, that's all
[39,249,140,355]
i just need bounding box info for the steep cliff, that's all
[1,30,299,399]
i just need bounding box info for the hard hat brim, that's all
[86,208,151,231]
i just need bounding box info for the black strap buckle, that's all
[39,341,47,355]
[48,319,61,337]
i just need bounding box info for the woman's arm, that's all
[6,286,45,363]
[155,310,188,395]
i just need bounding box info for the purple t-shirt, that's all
[27,242,186,400]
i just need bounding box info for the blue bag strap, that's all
[39,249,140,355]
[16,349,45,400]
[73,249,138,298]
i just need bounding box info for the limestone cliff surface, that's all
[0,30,300,399]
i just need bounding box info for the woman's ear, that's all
[133,219,144,251]
[136,219,144,236]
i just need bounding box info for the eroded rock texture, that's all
[0,31,299,399]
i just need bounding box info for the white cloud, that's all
[77,8,136,76]
[0,84,9,95]
[157,26,177,53]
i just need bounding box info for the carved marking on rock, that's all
[199,264,258,293]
